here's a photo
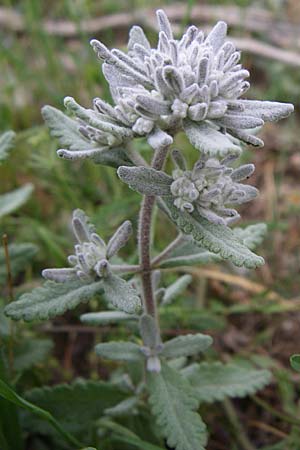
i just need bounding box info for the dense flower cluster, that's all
[170,151,258,225]
[53,9,293,161]
[42,210,132,281]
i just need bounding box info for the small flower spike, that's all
[42,210,132,282]
[170,150,258,225]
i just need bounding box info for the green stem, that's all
[223,398,257,450]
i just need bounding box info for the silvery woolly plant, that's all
[5,10,294,450]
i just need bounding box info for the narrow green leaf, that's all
[0,184,33,218]
[162,334,213,359]
[182,362,271,403]
[4,279,103,322]
[183,119,241,157]
[0,131,15,162]
[95,341,142,362]
[0,352,23,450]
[0,378,82,448]
[161,197,264,269]
[102,274,141,314]
[147,363,207,450]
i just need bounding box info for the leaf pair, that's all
[95,332,213,362]
[4,273,141,322]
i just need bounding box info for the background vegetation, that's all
[0,0,300,448]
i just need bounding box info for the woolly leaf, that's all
[147,362,207,450]
[182,362,271,403]
[236,100,294,122]
[158,249,220,268]
[24,379,126,435]
[42,105,132,168]
[233,223,267,250]
[95,341,142,362]
[184,119,241,157]
[102,274,141,314]
[0,184,33,218]
[0,131,15,162]
[42,105,90,151]
[106,220,132,259]
[162,275,192,305]
[118,166,172,196]
[139,314,160,348]
[0,243,38,286]
[161,197,264,269]
[80,311,136,325]
[14,338,53,372]
[162,334,213,359]
[4,279,103,322]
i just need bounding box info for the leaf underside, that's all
[181,362,271,403]
[4,279,103,322]
[147,363,207,450]
[161,197,264,269]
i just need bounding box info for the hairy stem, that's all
[138,143,171,320]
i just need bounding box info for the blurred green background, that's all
[1,1,300,448]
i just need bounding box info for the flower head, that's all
[170,150,258,225]
[89,9,293,150]
[42,210,132,282]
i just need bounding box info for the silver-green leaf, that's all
[80,311,136,325]
[4,279,103,322]
[95,341,142,362]
[181,362,271,403]
[117,166,172,196]
[147,362,207,450]
[162,334,213,359]
[161,197,264,269]
[102,274,141,314]
[184,119,241,157]
[162,275,192,306]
